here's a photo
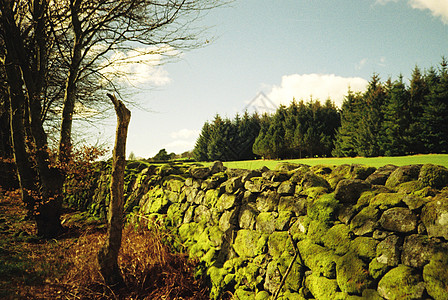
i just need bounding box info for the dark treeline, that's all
[193,112,261,161]
[333,62,448,157]
[193,99,340,161]
[193,60,448,162]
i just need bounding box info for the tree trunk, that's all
[1,0,64,237]
[4,58,38,215]
[58,0,83,164]
[97,94,131,287]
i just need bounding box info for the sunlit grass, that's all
[207,154,448,170]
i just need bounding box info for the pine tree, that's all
[407,66,428,153]
[382,75,410,156]
[421,61,448,153]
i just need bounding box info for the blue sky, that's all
[83,0,448,159]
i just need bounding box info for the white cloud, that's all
[165,128,200,153]
[164,139,196,153]
[170,128,200,140]
[100,45,180,87]
[409,0,448,24]
[266,74,369,108]
[377,0,448,24]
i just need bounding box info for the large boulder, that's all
[336,252,373,295]
[376,235,402,267]
[418,164,448,189]
[377,265,426,300]
[423,253,448,300]
[366,164,398,185]
[401,234,448,268]
[385,165,421,189]
[379,207,418,233]
[334,179,371,204]
[421,195,448,240]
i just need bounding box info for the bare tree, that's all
[0,0,225,237]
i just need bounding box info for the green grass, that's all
[208,154,448,170]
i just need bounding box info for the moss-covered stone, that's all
[256,191,280,212]
[307,193,340,223]
[376,235,401,267]
[268,231,293,258]
[350,236,378,260]
[385,165,421,189]
[278,180,296,195]
[377,265,426,300]
[366,164,397,185]
[233,230,267,258]
[289,215,311,241]
[163,175,185,193]
[423,253,448,300]
[204,189,220,208]
[207,266,228,299]
[421,198,448,240]
[305,273,340,300]
[238,203,258,230]
[396,180,424,194]
[419,164,448,189]
[369,257,390,280]
[234,289,255,299]
[255,291,270,300]
[379,207,417,233]
[255,212,277,234]
[334,179,371,204]
[369,193,404,210]
[323,223,353,255]
[350,206,380,236]
[217,193,240,212]
[307,220,332,245]
[278,196,307,216]
[336,251,373,295]
[219,208,239,232]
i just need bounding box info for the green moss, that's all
[301,186,329,200]
[305,273,340,300]
[396,180,423,194]
[369,193,404,210]
[419,164,448,189]
[369,258,390,280]
[307,193,340,223]
[307,220,332,245]
[255,291,271,300]
[323,223,353,255]
[423,253,448,300]
[350,237,378,260]
[378,265,425,300]
[207,266,228,299]
[336,252,373,295]
[233,230,267,258]
[204,189,220,208]
[357,190,378,207]
[268,231,293,258]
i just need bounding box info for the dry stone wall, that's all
[89,161,448,299]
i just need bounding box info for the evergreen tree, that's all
[421,61,448,153]
[332,89,361,157]
[382,75,410,156]
[356,74,386,157]
[193,122,211,161]
[407,66,428,153]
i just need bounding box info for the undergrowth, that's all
[0,189,209,299]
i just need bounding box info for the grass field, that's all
[211,154,448,170]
